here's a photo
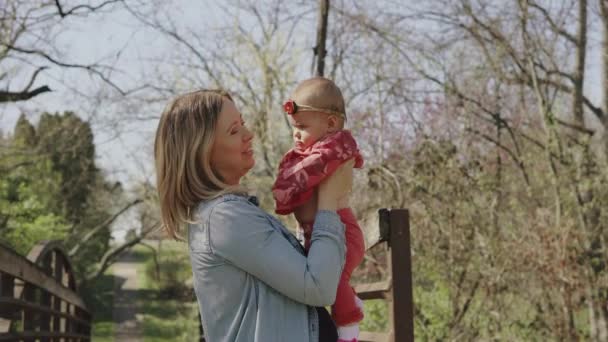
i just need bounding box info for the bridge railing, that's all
[0,240,91,341]
[355,208,414,342]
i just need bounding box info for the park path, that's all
[112,251,143,342]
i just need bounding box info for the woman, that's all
[154,89,353,342]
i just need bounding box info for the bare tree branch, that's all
[84,221,160,283]
[54,0,124,18]
[68,198,143,257]
[0,86,51,103]
[0,66,51,103]
[2,44,136,96]
[528,1,577,44]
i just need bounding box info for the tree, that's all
[36,112,97,224]
[13,114,38,148]
[0,0,133,104]
[0,116,68,254]
[0,113,146,288]
[327,1,608,339]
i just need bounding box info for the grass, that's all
[91,321,114,342]
[132,241,200,342]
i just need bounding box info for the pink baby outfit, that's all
[272,130,365,326]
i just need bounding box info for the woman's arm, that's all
[207,200,345,306]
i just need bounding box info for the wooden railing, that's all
[0,240,91,341]
[355,208,414,342]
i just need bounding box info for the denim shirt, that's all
[188,194,346,342]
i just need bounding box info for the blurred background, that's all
[1,0,607,340]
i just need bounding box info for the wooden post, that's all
[387,209,414,342]
[41,255,53,342]
[53,252,64,336]
[0,273,15,332]
[0,273,13,298]
[22,284,36,332]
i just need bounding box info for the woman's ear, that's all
[327,115,339,133]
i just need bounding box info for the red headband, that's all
[283,100,345,119]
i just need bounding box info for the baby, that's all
[272,77,365,342]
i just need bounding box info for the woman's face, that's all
[210,99,255,185]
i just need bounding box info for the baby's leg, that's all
[333,208,366,340]
[332,247,365,326]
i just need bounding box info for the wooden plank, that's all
[40,294,51,342]
[0,304,20,320]
[0,245,87,309]
[354,280,391,300]
[0,332,90,340]
[22,284,36,331]
[40,253,53,340]
[52,294,61,334]
[0,298,91,327]
[360,211,382,250]
[360,209,392,251]
[359,331,391,342]
[0,274,13,298]
[388,209,414,342]
[0,319,9,334]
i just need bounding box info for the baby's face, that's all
[288,111,330,150]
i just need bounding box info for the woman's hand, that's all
[318,159,355,212]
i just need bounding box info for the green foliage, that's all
[85,271,115,342]
[140,300,199,342]
[133,243,200,341]
[361,132,608,340]
[13,113,37,148]
[0,112,122,284]
[0,138,69,254]
[141,241,192,296]
[36,112,97,224]
[413,270,451,341]
[91,322,114,342]
[360,300,388,332]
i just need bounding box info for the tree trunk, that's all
[600,0,608,158]
[596,2,608,339]
[573,0,587,128]
[314,0,330,76]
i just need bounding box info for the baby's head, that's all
[284,77,346,150]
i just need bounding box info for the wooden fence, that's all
[0,240,91,341]
[355,208,414,342]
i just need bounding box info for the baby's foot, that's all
[337,323,359,342]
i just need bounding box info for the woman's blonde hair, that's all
[154,89,245,240]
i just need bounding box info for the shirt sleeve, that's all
[207,200,346,307]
